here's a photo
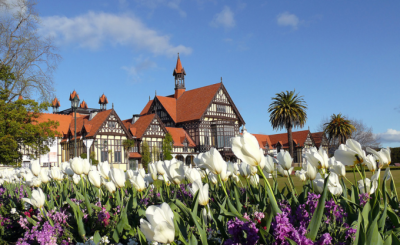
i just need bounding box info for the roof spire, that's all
[149,96,150,101]
[155,90,157,96]
[221,77,223,83]
[112,103,114,110]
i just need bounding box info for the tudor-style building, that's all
[124,55,245,164]
[253,130,328,166]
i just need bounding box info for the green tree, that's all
[268,90,308,158]
[0,65,60,165]
[80,152,99,166]
[141,141,151,170]
[122,139,135,169]
[324,113,356,147]
[162,132,173,160]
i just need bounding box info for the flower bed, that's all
[0,132,399,244]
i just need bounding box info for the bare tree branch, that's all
[0,0,61,103]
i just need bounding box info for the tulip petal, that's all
[153,221,175,243]
[140,219,155,242]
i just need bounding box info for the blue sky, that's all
[33,0,400,147]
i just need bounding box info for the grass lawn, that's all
[264,169,400,194]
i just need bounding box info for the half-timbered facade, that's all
[133,55,245,162]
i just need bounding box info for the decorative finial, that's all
[149,96,150,101]
[112,103,114,109]
[221,77,223,83]
[155,90,157,96]
[178,52,179,58]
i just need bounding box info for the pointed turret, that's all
[98,93,108,110]
[52,97,60,113]
[69,90,79,101]
[80,100,88,109]
[173,53,186,99]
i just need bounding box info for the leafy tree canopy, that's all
[162,132,173,161]
[0,65,60,165]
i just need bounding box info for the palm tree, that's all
[324,113,356,147]
[268,90,308,158]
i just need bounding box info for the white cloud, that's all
[210,6,235,29]
[376,129,400,143]
[39,11,192,56]
[122,57,157,83]
[277,12,299,29]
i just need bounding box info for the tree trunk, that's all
[287,126,294,160]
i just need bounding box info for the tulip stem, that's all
[287,176,296,195]
[257,165,279,209]
[218,174,229,198]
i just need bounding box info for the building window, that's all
[108,121,116,128]
[129,146,138,152]
[114,151,121,163]
[101,151,108,162]
[217,104,226,113]
[224,125,234,147]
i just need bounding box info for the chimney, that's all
[89,111,98,120]
[132,114,141,124]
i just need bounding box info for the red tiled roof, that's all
[35,113,73,136]
[253,134,272,150]
[130,114,155,138]
[166,127,196,147]
[140,100,153,115]
[156,96,177,122]
[129,152,142,158]
[268,130,310,149]
[80,100,88,109]
[99,94,108,104]
[18,95,23,100]
[176,83,221,122]
[86,110,113,137]
[311,132,325,148]
[69,90,79,101]
[52,97,60,107]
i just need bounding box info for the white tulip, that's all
[277,165,293,177]
[50,167,63,181]
[22,188,46,209]
[156,160,167,175]
[367,147,389,168]
[239,162,251,178]
[295,170,307,182]
[313,174,325,194]
[139,168,146,178]
[125,169,136,180]
[104,181,116,193]
[202,206,212,225]
[277,150,293,171]
[208,172,218,185]
[263,155,275,174]
[231,131,264,167]
[148,163,158,181]
[358,170,379,195]
[39,169,49,184]
[88,170,102,188]
[220,163,231,182]
[196,148,226,175]
[190,179,209,206]
[158,175,171,186]
[227,162,239,176]
[82,159,91,175]
[334,139,365,166]
[140,203,175,243]
[364,155,377,173]
[61,162,75,177]
[98,161,111,180]
[327,172,343,196]
[30,160,41,177]
[73,174,81,185]
[231,174,241,184]
[250,166,258,176]
[110,168,126,188]
[382,147,391,166]
[167,161,185,185]
[129,173,145,192]
[185,168,202,183]
[70,157,84,175]
[144,174,154,186]
[250,174,260,186]
[383,167,392,181]
[304,162,317,180]
[27,177,42,187]
[328,157,346,178]
[193,153,205,169]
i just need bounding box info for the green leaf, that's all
[387,209,400,228]
[189,211,208,245]
[362,202,371,229]
[285,237,298,245]
[189,233,198,245]
[137,227,147,245]
[384,233,392,245]
[191,190,200,216]
[306,173,330,241]
[366,213,383,245]
[93,231,101,245]
[26,216,37,226]
[84,192,93,216]
[353,212,362,245]
[112,229,119,243]
[233,185,243,213]
[392,233,400,245]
